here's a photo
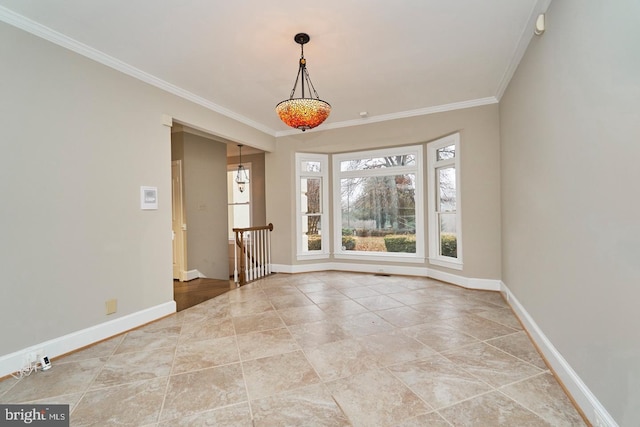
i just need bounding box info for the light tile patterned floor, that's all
[0,272,586,426]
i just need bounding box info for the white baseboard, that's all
[501,282,618,427]
[185,269,204,281]
[0,301,176,379]
[426,268,501,291]
[272,262,428,277]
[270,262,501,291]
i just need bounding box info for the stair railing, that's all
[233,223,273,286]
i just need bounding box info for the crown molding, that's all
[274,97,499,137]
[2,4,526,138]
[0,6,277,137]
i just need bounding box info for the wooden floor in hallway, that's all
[173,277,236,311]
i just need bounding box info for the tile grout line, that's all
[68,334,123,418]
[154,318,184,426]
[265,276,359,424]
[495,387,557,425]
[235,327,255,422]
[482,338,550,372]
[262,277,331,391]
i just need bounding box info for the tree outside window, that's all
[334,146,424,259]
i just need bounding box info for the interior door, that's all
[171,160,187,281]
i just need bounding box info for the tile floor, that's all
[0,272,587,426]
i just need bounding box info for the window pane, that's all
[340,174,416,253]
[302,215,322,251]
[228,169,251,239]
[228,204,250,239]
[301,177,321,213]
[437,166,456,212]
[301,160,321,173]
[439,212,457,258]
[436,144,455,161]
[428,134,461,265]
[340,154,416,172]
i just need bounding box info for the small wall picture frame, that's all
[140,186,158,210]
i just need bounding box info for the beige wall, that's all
[267,104,502,280]
[181,133,229,279]
[0,21,274,356]
[499,1,640,424]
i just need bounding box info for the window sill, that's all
[335,252,426,264]
[297,252,330,261]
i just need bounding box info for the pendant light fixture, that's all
[276,33,331,131]
[235,144,249,193]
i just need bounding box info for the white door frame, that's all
[172,160,188,281]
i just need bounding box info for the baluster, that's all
[244,233,249,284]
[257,229,261,279]
[260,229,265,278]
[263,229,267,277]
[234,230,239,285]
[253,230,257,280]
[248,230,253,281]
[267,225,272,275]
[250,230,255,281]
[253,230,258,280]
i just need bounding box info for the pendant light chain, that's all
[303,66,322,100]
[300,42,306,99]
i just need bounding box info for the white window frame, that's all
[332,145,425,263]
[295,153,330,260]
[427,133,463,270]
[227,163,252,241]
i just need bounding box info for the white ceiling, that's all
[0,0,549,137]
